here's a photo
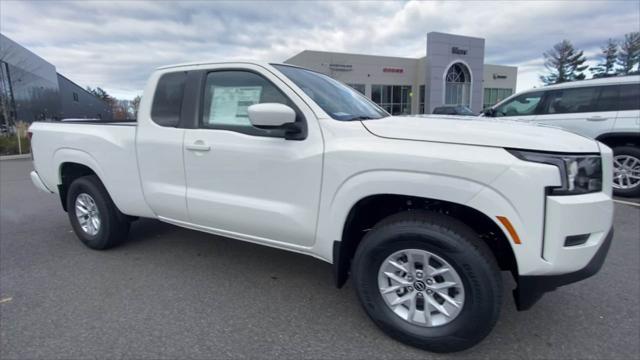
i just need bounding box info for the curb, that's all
[613,199,640,207]
[0,154,31,161]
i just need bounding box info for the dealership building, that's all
[1,34,112,128]
[285,32,518,115]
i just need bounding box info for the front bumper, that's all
[513,227,613,311]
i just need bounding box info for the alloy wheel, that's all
[378,249,465,327]
[75,193,101,236]
[613,155,640,190]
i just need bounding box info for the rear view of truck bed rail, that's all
[57,119,137,125]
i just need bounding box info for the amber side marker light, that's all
[497,216,522,245]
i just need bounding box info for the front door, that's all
[534,85,616,139]
[183,66,324,247]
[492,91,544,123]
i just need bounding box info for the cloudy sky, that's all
[1,0,639,99]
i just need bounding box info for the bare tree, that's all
[131,95,141,119]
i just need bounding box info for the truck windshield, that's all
[273,64,389,121]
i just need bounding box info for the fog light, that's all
[564,234,590,247]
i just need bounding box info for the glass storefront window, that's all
[0,60,60,123]
[445,63,471,106]
[419,85,425,114]
[371,85,412,115]
[483,88,514,109]
[347,83,366,95]
[0,61,15,129]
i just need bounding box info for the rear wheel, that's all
[66,175,129,249]
[352,211,502,353]
[612,146,640,198]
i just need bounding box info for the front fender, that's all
[313,170,524,266]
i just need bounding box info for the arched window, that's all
[445,63,471,106]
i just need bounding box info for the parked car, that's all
[483,75,640,197]
[29,62,614,353]
[433,105,475,116]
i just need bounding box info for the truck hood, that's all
[361,116,600,153]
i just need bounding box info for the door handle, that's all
[587,116,607,121]
[185,143,211,152]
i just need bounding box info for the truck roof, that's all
[524,74,640,93]
[156,60,289,71]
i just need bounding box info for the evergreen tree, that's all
[540,40,588,85]
[617,32,640,75]
[86,86,116,107]
[590,39,618,78]
[86,87,112,102]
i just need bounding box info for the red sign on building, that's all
[383,67,404,73]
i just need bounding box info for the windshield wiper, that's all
[345,115,377,121]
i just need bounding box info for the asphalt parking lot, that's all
[1,158,638,359]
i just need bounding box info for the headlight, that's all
[508,150,602,195]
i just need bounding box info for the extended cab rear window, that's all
[151,72,187,127]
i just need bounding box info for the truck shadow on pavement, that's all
[110,213,638,358]
[122,217,336,287]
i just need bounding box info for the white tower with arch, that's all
[425,32,485,113]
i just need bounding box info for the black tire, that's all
[612,146,640,198]
[66,175,130,249]
[352,211,502,353]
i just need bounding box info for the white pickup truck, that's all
[29,62,614,353]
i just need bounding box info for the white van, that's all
[484,75,640,197]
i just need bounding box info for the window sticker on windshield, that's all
[209,86,262,125]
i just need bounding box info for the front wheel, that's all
[352,211,502,353]
[612,146,640,198]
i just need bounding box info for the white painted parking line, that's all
[613,199,640,207]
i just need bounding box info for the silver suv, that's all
[484,75,640,197]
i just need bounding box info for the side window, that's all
[347,83,366,95]
[201,71,299,136]
[543,87,599,114]
[594,85,619,112]
[494,92,543,117]
[151,72,187,127]
[618,83,640,111]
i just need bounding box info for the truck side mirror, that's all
[248,103,296,127]
[483,108,496,117]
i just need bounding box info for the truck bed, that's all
[29,121,153,218]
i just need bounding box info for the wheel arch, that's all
[333,194,518,288]
[596,132,640,148]
[58,162,100,212]
[322,171,521,288]
[54,148,107,212]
